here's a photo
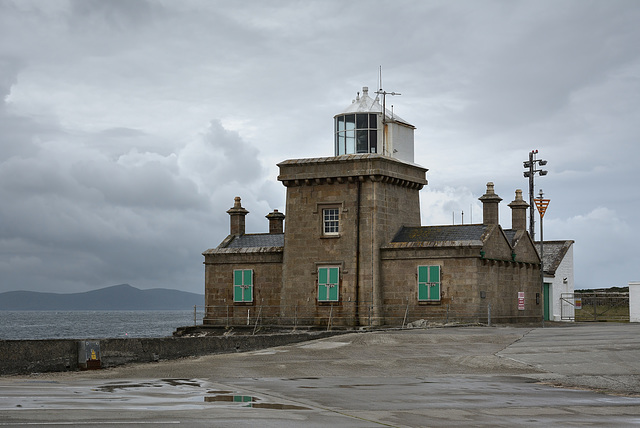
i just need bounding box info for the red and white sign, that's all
[518,292,525,310]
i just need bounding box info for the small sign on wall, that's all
[518,292,525,310]
[575,298,582,310]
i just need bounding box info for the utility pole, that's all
[523,150,548,240]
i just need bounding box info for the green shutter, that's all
[418,266,429,300]
[234,270,243,302]
[429,266,440,301]
[244,269,253,302]
[418,265,440,301]
[233,269,253,302]
[328,267,339,301]
[318,267,339,302]
[318,267,328,301]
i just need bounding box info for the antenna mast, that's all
[375,67,401,157]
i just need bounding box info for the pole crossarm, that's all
[523,150,548,240]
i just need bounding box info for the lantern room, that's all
[334,86,416,163]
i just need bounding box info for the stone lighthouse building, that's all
[203,87,542,327]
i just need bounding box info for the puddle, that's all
[96,379,202,393]
[286,377,320,381]
[162,379,202,387]
[338,383,386,388]
[96,383,151,392]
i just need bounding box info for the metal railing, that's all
[572,291,630,322]
[189,301,536,331]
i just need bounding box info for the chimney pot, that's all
[508,189,529,231]
[227,196,249,236]
[266,209,285,234]
[479,182,502,225]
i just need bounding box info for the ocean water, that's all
[0,310,197,340]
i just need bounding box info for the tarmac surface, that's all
[1,323,640,427]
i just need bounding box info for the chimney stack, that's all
[508,189,529,231]
[227,196,249,236]
[266,209,285,234]
[479,182,502,225]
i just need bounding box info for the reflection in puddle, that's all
[204,394,310,410]
[205,395,256,403]
[92,379,311,411]
[252,402,310,410]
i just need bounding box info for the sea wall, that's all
[0,331,343,376]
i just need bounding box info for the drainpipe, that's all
[354,179,361,326]
[372,178,382,326]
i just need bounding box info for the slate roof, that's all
[389,224,488,247]
[535,240,574,275]
[503,229,517,245]
[226,233,284,248]
[202,233,284,255]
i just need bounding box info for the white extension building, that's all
[536,240,575,321]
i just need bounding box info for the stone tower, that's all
[278,87,427,326]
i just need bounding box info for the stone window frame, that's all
[314,201,346,238]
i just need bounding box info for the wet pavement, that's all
[1,323,640,427]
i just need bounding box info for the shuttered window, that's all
[233,269,253,303]
[418,265,440,301]
[318,266,339,302]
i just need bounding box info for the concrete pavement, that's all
[1,323,639,427]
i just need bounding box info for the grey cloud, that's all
[70,157,205,210]
[179,120,265,188]
[1,0,638,294]
[459,4,640,132]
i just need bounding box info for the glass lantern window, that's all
[335,113,379,156]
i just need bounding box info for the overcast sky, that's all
[1,0,638,294]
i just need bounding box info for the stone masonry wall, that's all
[204,251,283,325]
[0,331,343,376]
[278,155,427,326]
[279,181,360,326]
[380,246,541,324]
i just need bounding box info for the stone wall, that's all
[477,258,541,322]
[279,181,360,325]
[278,154,427,326]
[380,245,541,324]
[0,331,341,376]
[203,250,283,325]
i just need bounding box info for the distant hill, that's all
[0,284,204,311]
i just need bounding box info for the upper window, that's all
[323,208,339,235]
[335,113,378,156]
[418,265,441,302]
[233,269,253,303]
